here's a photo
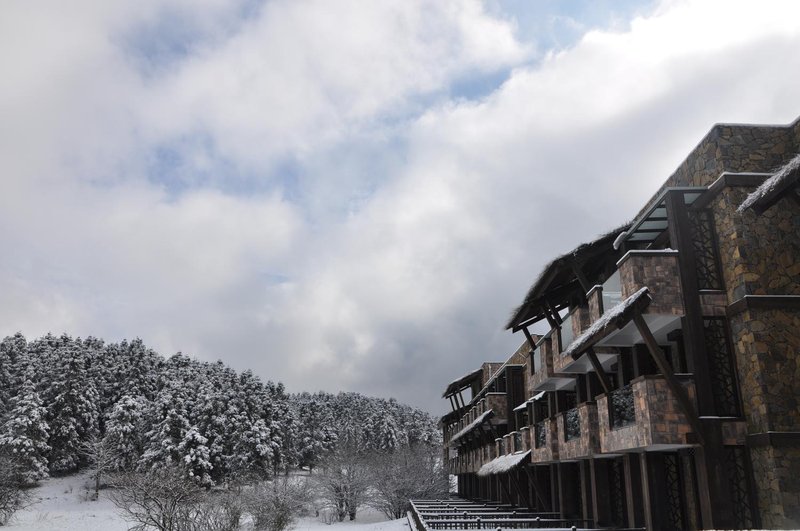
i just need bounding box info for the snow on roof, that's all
[562,287,651,359]
[448,410,494,446]
[512,391,546,412]
[442,368,483,398]
[477,450,531,477]
[739,153,800,214]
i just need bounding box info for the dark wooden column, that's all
[624,454,645,528]
[664,189,714,414]
[580,461,594,523]
[590,458,612,526]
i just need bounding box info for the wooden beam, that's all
[586,348,613,396]
[571,260,592,294]
[522,327,537,351]
[632,312,704,445]
[545,300,563,325]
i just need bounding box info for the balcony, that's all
[595,250,685,346]
[529,333,575,392]
[531,418,558,464]
[557,250,685,373]
[556,402,600,460]
[597,375,697,453]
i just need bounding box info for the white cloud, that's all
[1,0,800,413]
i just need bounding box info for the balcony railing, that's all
[559,311,576,355]
[564,408,581,441]
[610,384,635,429]
[556,403,600,460]
[601,270,622,314]
[598,375,696,453]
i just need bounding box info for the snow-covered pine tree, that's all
[177,426,213,486]
[0,378,50,484]
[42,340,100,474]
[0,333,27,408]
[294,393,337,473]
[139,386,191,471]
[103,395,147,471]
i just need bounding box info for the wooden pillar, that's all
[550,464,560,515]
[590,458,612,526]
[624,454,645,528]
[640,453,655,531]
[664,190,714,414]
[580,460,594,523]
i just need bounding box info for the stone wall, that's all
[530,336,555,392]
[598,375,695,453]
[487,392,508,421]
[712,186,800,301]
[531,418,558,464]
[572,304,592,337]
[618,251,684,315]
[750,443,800,528]
[633,120,799,222]
[556,402,599,460]
[587,285,603,321]
[729,307,800,434]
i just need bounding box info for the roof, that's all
[477,450,531,477]
[506,225,629,331]
[448,410,494,447]
[613,187,705,250]
[563,287,652,359]
[738,153,800,214]
[442,368,483,398]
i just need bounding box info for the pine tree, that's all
[0,378,50,484]
[42,341,100,474]
[177,426,213,486]
[104,395,147,471]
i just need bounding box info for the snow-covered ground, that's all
[7,474,410,531]
[6,474,129,531]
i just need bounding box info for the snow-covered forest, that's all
[0,332,441,497]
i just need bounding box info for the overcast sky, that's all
[2,0,800,414]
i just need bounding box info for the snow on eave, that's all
[477,450,531,477]
[448,410,494,446]
[739,153,800,214]
[562,287,651,359]
[513,391,546,412]
[505,224,630,330]
[442,368,483,398]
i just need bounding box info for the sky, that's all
[2,0,800,415]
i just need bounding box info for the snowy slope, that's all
[7,473,410,531]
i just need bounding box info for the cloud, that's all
[1,0,800,414]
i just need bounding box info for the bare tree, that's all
[313,445,371,521]
[245,476,310,531]
[0,453,32,526]
[78,434,120,498]
[107,466,204,531]
[368,444,449,519]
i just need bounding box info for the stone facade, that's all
[556,402,600,460]
[713,186,800,301]
[597,375,695,453]
[530,417,558,464]
[729,307,800,434]
[634,118,800,221]
[618,251,684,315]
[750,443,800,528]
[486,392,508,422]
